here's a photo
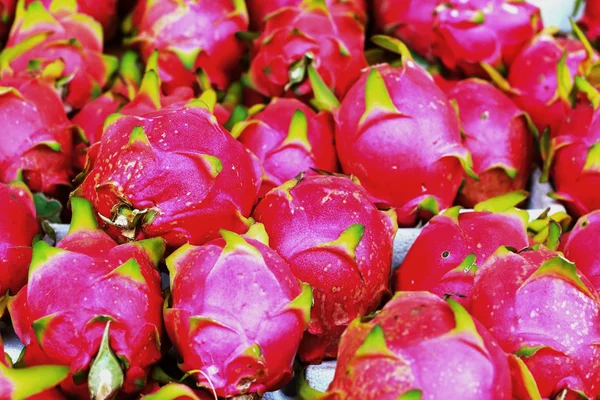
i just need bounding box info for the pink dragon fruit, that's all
[372,0,440,59]
[0,0,15,44]
[394,193,530,309]
[560,211,600,291]
[300,292,513,399]
[164,224,312,397]
[234,98,338,197]
[73,98,261,248]
[335,60,476,226]
[0,74,78,195]
[507,32,596,136]
[1,338,70,400]
[126,0,248,94]
[246,0,367,30]
[246,0,367,100]
[446,79,534,207]
[0,180,38,296]
[9,197,165,398]
[253,173,397,363]
[25,0,118,39]
[432,0,543,76]
[543,93,600,217]
[470,245,600,398]
[580,0,600,44]
[3,0,118,110]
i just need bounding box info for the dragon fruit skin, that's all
[74,100,262,248]
[0,75,76,195]
[0,181,38,296]
[508,35,592,137]
[246,0,367,30]
[560,211,600,292]
[372,0,440,59]
[164,225,312,397]
[9,197,165,398]
[236,98,338,197]
[447,79,534,207]
[305,292,512,400]
[432,0,542,76]
[247,1,367,100]
[546,101,600,218]
[127,0,248,94]
[4,0,118,110]
[335,63,474,227]
[580,0,600,43]
[252,174,397,363]
[394,206,530,309]
[470,245,600,398]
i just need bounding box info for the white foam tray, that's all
[0,171,564,398]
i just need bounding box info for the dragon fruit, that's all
[543,93,600,217]
[372,0,440,59]
[394,193,530,309]
[0,0,15,44]
[335,59,475,226]
[246,0,367,100]
[432,0,542,76]
[125,0,248,94]
[138,383,213,399]
[252,174,397,363]
[164,224,312,397]
[560,211,600,291]
[0,180,38,296]
[1,338,70,400]
[0,74,78,195]
[446,79,534,207]
[234,98,338,197]
[246,0,367,30]
[74,98,261,248]
[470,245,600,398]
[580,0,600,44]
[25,0,117,38]
[3,0,117,110]
[507,32,596,136]
[9,197,165,398]
[300,291,513,399]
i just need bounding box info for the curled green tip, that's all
[88,322,124,400]
[473,191,529,213]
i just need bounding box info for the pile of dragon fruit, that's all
[3,0,600,399]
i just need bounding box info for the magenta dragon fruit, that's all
[446,79,534,207]
[0,74,78,195]
[234,98,338,197]
[3,0,118,110]
[9,197,165,398]
[125,0,248,94]
[0,180,38,296]
[372,0,441,59]
[246,0,367,100]
[470,245,600,398]
[432,0,543,76]
[394,193,530,309]
[335,55,476,226]
[507,31,597,136]
[73,98,261,248]
[164,224,312,397]
[560,211,600,292]
[26,0,118,39]
[543,90,600,218]
[246,0,367,30]
[300,291,513,399]
[253,173,397,363]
